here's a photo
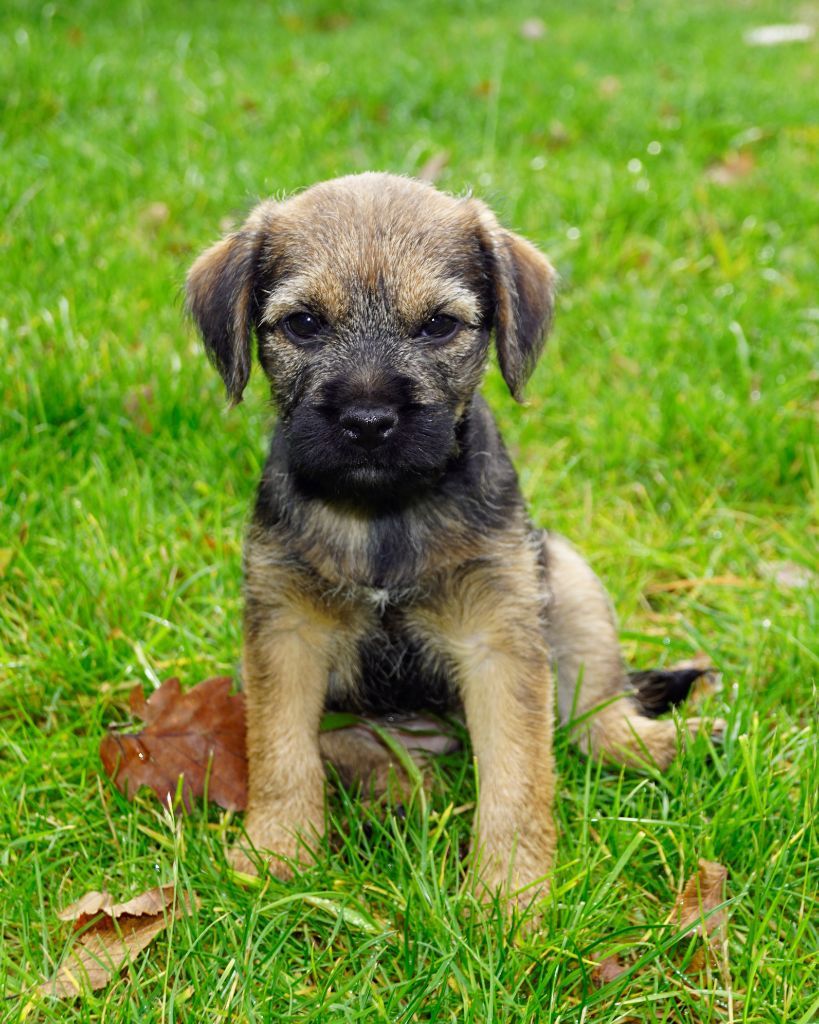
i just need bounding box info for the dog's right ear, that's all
[186,203,274,405]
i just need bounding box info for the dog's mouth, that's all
[283,400,458,502]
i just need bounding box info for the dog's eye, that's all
[282,312,324,342]
[418,314,460,342]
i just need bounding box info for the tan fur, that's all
[406,537,556,897]
[187,173,718,906]
[543,533,721,769]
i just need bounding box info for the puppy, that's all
[186,173,716,901]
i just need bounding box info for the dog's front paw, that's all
[227,843,267,878]
[473,827,555,918]
[229,810,323,880]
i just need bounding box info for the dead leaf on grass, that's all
[100,676,461,812]
[99,676,248,811]
[592,859,730,990]
[672,859,728,938]
[38,885,196,999]
[591,953,629,986]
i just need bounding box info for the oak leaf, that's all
[99,676,247,811]
[592,859,729,988]
[591,953,628,986]
[100,676,461,813]
[672,858,728,938]
[38,885,196,999]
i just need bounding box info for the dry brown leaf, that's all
[99,676,248,811]
[673,859,728,938]
[39,885,195,999]
[591,953,629,986]
[592,860,729,991]
[100,677,460,813]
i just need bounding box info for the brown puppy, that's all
[187,173,716,901]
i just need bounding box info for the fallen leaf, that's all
[591,860,730,992]
[673,859,728,938]
[39,885,195,999]
[417,151,449,184]
[704,151,755,186]
[100,676,248,811]
[744,24,814,46]
[592,953,629,986]
[100,677,461,812]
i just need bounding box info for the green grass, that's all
[1,0,817,1019]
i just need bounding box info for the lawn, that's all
[1,0,816,1020]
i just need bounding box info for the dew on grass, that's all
[647,140,662,155]
[627,158,643,174]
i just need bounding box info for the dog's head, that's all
[187,173,555,501]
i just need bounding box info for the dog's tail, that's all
[627,667,711,718]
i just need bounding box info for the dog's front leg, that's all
[459,633,557,904]
[411,561,557,904]
[231,596,340,878]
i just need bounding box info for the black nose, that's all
[339,405,398,450]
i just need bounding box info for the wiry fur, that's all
[186,173,720,904]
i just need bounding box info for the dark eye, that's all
[418,314,460,342]
[282,312,324,342]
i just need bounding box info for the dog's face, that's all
[187,174,555,501]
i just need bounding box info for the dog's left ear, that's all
[186,202,274,405]
[474,203,557,402]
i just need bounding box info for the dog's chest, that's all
[327,603,455,715]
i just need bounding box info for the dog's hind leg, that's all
[542,531,721,770]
